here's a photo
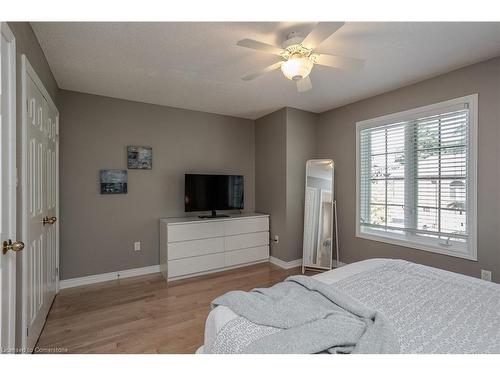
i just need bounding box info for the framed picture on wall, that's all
[100,169,128,194]
[127,145,152,169]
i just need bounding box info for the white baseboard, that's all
[59,265,160,289]
[60,259,347,289]
[269,256,303,269]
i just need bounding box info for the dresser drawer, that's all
[168,221,224,242]
[168,252,225,278]
[225,231,269,251]
[168,237,224,260]
[225,245,269,267]
[224,217,269,236]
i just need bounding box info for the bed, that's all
[197,259,500,354]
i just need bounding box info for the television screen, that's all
[185,174,244,212]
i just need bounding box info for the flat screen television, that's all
[185,174,244,218]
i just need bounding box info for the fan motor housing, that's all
[280,32,319,64]
[281,32,304,48]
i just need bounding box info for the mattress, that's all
[198,259,500,354]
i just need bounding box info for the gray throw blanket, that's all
[212,275,399,354]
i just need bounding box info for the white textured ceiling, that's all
[31,22,500,119]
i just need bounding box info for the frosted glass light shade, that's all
[281,56,313,80]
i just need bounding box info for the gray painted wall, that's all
[317,57,500,282]
[285,108,318,262]
[59,90,255,279]
[254,108,317,262]
[255,109,288,260]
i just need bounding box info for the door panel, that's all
[25,76,46,348]
[24,72,57,350]
[46,104,57,295]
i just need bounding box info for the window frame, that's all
[355,94,478,261]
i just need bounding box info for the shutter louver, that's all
[359,105,470,249]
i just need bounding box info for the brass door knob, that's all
[2,240,25,255]
[42,216,57,225]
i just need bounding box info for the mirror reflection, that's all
[302,159,334,271]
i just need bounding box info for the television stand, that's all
[159,214,270,281]
[199,210,229,219]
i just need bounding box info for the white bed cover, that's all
[198,258,389,353]
[198,258,500,354]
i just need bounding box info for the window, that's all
[356,95,477,260]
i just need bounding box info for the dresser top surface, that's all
[160,213,269,225]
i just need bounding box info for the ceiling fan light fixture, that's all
[236,23,365,93]
[281,56,314,81]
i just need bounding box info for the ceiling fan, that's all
[237,22,365,92]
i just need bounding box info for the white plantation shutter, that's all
[356,96,477,260]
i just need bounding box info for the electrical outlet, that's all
[134,242,141,252]
[481,269,492,282]
[274,235,279,244]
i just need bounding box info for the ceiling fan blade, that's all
[301,22,345,49]
[241,61,283,81]
[296,76,312,93]
[316,54,365,71]
[237,39,284,55]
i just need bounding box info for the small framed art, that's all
[127,145,152,170]
[100,169,128,194]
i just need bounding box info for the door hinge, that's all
[26,327,28,337]
[56,267,59,277]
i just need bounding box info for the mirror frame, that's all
[302,159,335,272]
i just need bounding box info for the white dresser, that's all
[159,214,269,281]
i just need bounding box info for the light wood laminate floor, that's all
[36,262,303,353]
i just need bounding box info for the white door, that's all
[316,190,333,269]
[302,187,318,270]
[1,23,20,354]
[22,56,58,351]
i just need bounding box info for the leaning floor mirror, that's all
[302,159,338,273]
